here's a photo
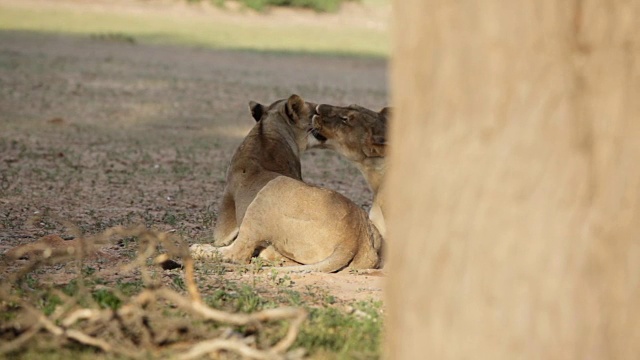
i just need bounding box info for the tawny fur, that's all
[210,94,318,247]
[194,176,383,272]
[312,104,390,237]
[191,95,383,272]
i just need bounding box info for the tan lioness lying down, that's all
[190,95,383,272]
[311,104,390,237]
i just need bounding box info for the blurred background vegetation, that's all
[191,0,357,12]
[0,0,390,57]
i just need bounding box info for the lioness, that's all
[208,94,318,247]
[311,104,390,237]
[209,175,383,272]
[190,96,383,272]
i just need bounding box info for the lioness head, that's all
[248,94,320,150]
[312,104,390,161]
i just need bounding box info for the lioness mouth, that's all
[311,115,327,142]
[311,128,327,142]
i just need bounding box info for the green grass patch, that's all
[188,0,355,12]
[6,273,382,359]
[200,277,383,358]
[295,300,382,359]
[237,0,351,12]
[6,347,125,360]
[0,3,389,57]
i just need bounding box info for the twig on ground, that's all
[32,307,114,353]
[0,322,43,355]
[0,225,308,358]
[180,339,282,360]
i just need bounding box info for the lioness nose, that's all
[316,104,334,115]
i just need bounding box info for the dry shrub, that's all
[0,225,307,359]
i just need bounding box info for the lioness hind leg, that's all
[349,223,383,270]
[213,192,239,246]
[274,245,356,273]
[258,245,289,263]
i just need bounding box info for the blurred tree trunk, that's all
[386,1,639,359]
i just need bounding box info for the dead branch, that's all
[0,322,43,354]
[33,308,113,353]
[182,256,202,303]
[180,339,282,360]
[0,225,307,358]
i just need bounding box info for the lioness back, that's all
[210,95,317,247]
[241,176,374,266]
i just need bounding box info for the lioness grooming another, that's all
[190,95,384,272]
[312,104,390,237]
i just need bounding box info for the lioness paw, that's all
[189,244,220,260]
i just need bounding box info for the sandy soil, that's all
[0,29,388,303]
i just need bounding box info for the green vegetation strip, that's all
[0,4,388,57]
[192,0,353,13]
[4,268,382,359]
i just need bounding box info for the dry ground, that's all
[0,30,388,304]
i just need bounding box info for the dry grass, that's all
[1,225,307,359]
[0,27,387,359]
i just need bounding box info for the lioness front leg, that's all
[216,206,270,263]
[216,232,263,264]
[191,235,262,264]
[212,192,239,246]
[368,203,386,238]
[190,243,219,260]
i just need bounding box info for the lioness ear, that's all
[285,94,305,123]
[379,107,392,120]
[249,101,267,122]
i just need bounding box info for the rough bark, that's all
[386,1,640,359]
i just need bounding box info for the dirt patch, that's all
[0,30,388,303]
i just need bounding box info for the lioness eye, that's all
[340,116,349,123]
